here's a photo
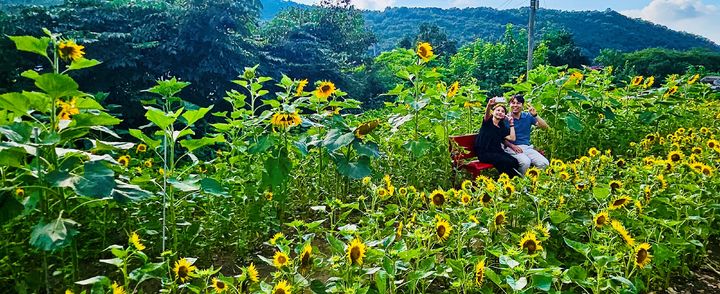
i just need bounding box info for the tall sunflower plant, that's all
[1,30,151,291]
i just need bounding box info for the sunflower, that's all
[173,258,197,283]
[270,112,302,129]
[265,191,273,201]
[296,79,308,96]
[212,278,228,293]
[395,221,404,238]
[615,158,626,168]
[129,232,145,251]
[631,76,643,86]
[447,81,460,98]
[247,263,259,282]
[113,155,130,168]
[270,232,284,245]
[377,187,388,198]
[300,243,312,269]
[493,211,506,227]
[430,189,446,206]
[611,220,635,246]
[460,193,471,205]
[435,218,452,241]
[461,180,473,190]
[111,281,126,294]
[575,182,588,191]
[667,150,683,163]
[65,290,73,294]
[315,81,336,100]
[664,86,678,98]
[609,180,622,191]
[361,176,371,185]
[701,165,713,176]
[58,40,85,61]
[347,238,366,266]
[691,147,702,154]
[519,232,543,254]
[707,139,718,149]
[15,188,24,197]
[474,260,485,286]
[416,42,434,62]
[559,171,570,181]
[588,147,600,157]
[570,72,583,84]
[273,251,290,268]
[480,193,492,205]
[594,211,609,228]
[644,76,655,88]
[272,280,292,294]
[526,167,541,179]
[469,215,480,224]
[398,187,408,197]
[634,243,652,268]
[609,195,632,210]
[688,74,700,85]
[504,184,515,195]
[141,159,152,168]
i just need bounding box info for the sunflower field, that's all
[1,30,719,294]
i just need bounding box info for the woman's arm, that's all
[505,116,516,141]
[484,98,496,121]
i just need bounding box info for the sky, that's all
[291,0,720,44]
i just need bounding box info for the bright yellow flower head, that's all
[609,195,632,210]
[474,260,485,286]
[447,81,460,98]
[129,232,145,251]
[212,278,228,293]
[594,211,609,228]
[270,112,302,129]
[118,155,130,167]
[435,218,452,241]
[270,232,284,245]
[300,243,313,268]
[644,76,654,88]
[635,243,652,268]
[315,81,336,100]
[247,263,259,282]
[631,76,643,86]
[58,40,85,61]
[347,238,367,265]
[519,232,543,254]
[296,79,308,96]
[273,251,290,268]
[430,189,446,206]
[611,220,635,246]
[272,280,292,294]
[173,258,197,283]
[688,74,700,85]
[417,42,434,62]
[111,281,126,294]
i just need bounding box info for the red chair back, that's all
[450,134,477,161]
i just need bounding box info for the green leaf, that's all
[0,193,23,224]
[129,129,161,149]
[310,280,327,294]
[324,129,355,152]
[8,35,50,58]
[67,58,102,71]
[129,262,165,284]
[506,276,527,291]
[249,135,276,154]
[75,161,115,198]
[565,266,587,282]
[75,276,110,286]
[200,178,228,196]
[179,135,225,152]
[564,238,591,257]
[549,210,571,224]
[375,270,387,294]
[485,268,502,287]
[0,93,30,115]
[145,77,190,98]
[70,112,122,128]
[29,217,79,251]
[35,74,80,99]
[532,274,553,292]
[611,276,637,293]
[337,156,372,180]
[353,141,381,158]
[181,106,213,126]
[168,178,200,192]
[564,113,583,132]
[111,182,152,203]
[499,255,520,269]
[0,122,33,143]
[404,139,431,157]
[145,107,176,129]
[326,234,345,255]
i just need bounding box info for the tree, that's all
[541,30,589,68]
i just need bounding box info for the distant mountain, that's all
[260,1,720,57]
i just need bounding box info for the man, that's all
[503,95,549,175]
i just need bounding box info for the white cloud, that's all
[350,0,397,10]
[622,0,720,44]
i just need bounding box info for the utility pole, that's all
[527,0,539,77]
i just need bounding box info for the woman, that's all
[473,97,520,177]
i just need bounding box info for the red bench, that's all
[450,134,493,180]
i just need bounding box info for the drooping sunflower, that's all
[460,193,471,205]
[58,40,85,61]
[435,218,452,241]
[609,180,622,191]
[173,258,197,283]
[474,260,485,286]
[688,73,700,85]
[631,76,643,86]
[272,280,292,294]
[493,211,506,227]
[129,232,145,251]
[273,251,290,268]
[481,193,492,205]
[447,81,460,98]
[347,238,366,266]
[643,76,655,88]
[519,232,543,254]
[667,150,683,163]
[594,211,609,228]
[611,220,635,246]
[300,243,312,269]
[111,281,126,294]
[416,42,434,62]
[118,155,130,167]
[609,195,632,210]
[296,79,308,96]
[315,81,336,100]
[355,119,380,140]
[15,188,25,197]
[634,243,652,268]
[270,112,302,129]
[430,189,446,206]
[212,278,228,293]
[247,263,259,282]
[664,86,678,98]
[270,232,284,245]
[396,221,403,238]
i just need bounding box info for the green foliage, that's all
[596,47,720,82]
[541,30,589,68]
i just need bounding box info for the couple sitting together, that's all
[473,95,549,177]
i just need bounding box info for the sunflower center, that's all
[432,194,445,206]
[703,168,711,175]
[178,266,189,278]
[636,248,647,263]
[275,289,286,294]
[617,160,625,167]
[321,85,331,93]
[419,47,427,56]
[523,240,537,254]
[278,255,286,264]
[709,142,716,148]
[670,154,680,161]
[611,183,620,189]
[613,199,627,206]
[596,216,606,225]
[217,281,226,289]
[505,187,513,193]
[350,247,361,263]
[301,252,311,266]
[495,215,504,225]
[482,194,491,203]
[436,226,446,238]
